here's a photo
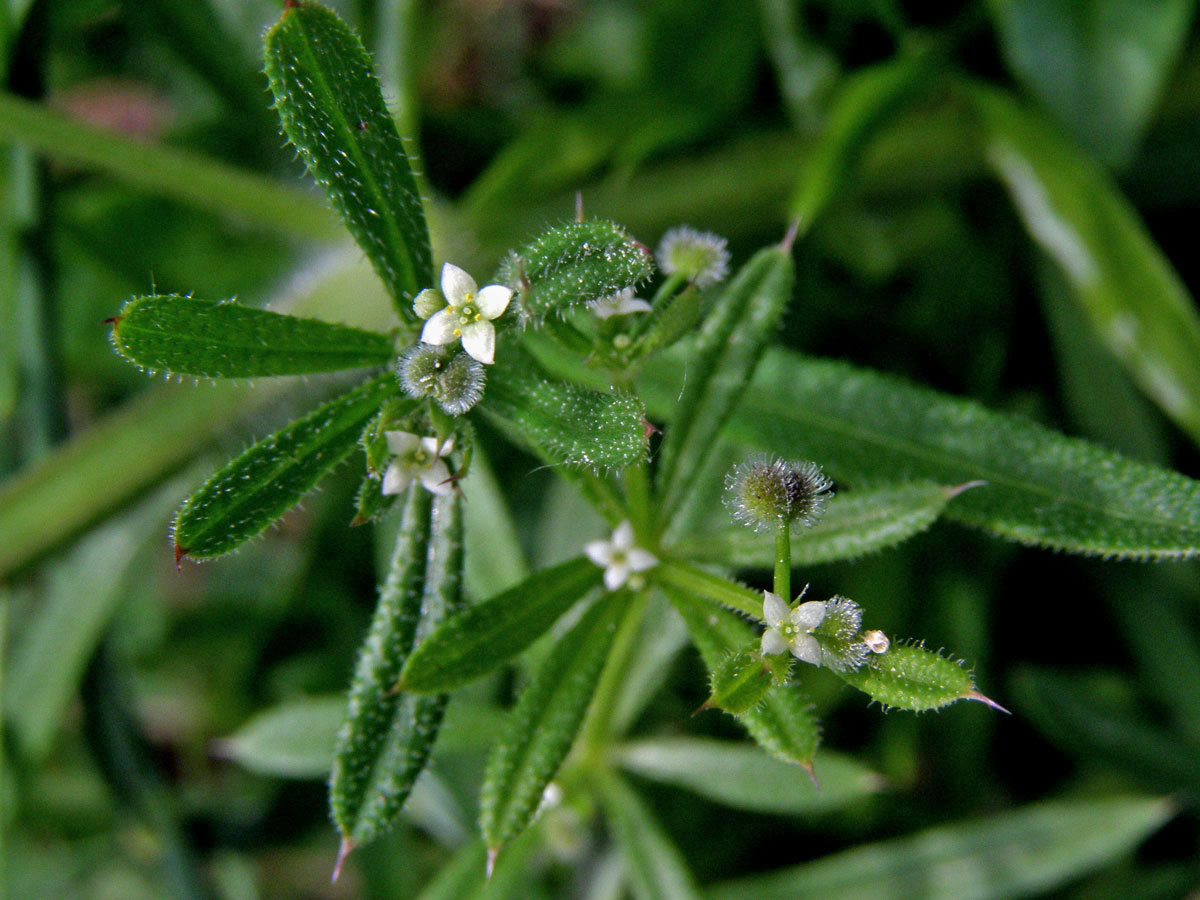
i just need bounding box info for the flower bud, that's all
[413,287,444,320]
[724,455,834,532]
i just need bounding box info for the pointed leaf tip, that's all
[967,689,1011,714]
[486,847,498,879]
[781,218,801,252]
[174,543,187,569]
[332,836,355,883]
[947,479,988,498]
[800,759,819,788]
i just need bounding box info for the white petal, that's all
[761,628,788,656]
[381,462,413,495]
[626,548,658,572]
[791,634,822,666]
[589,299,621,320]
[419,436,442,456]
[421,309,459,346]
[762,591,789,628]
[418,459,454,495]
[603,562,629,592]
[611,520,635,551]
[460,321,496,365]
[436,436,455,457]
[441,262,476,306]
[385,431,420,455]
[584,540,613,567]
[792,600,827,630]
[476,284,513,320]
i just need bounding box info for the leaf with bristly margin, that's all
[972,83,1200,446]
[108,294,393,377]
[214,695,344,779]
[173,373,398,560]
[665,585,820,769]
[709,795,1174,900]
[484,343,646,471]
[654,243,793,522]
[331,490,464,860]
[668,348,1200,559]
[835,642,1001,713]
[496,219,654,326]
[480,590,626,855]
[596,771,704,900]
[264,1,431,316]
[615,738,881,816]
[674,481,967,568]
[398,558,601,694]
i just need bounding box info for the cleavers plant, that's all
[103,0,1200,884]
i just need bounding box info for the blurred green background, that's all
[4,1,1200,898]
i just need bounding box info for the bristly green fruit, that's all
[497,220,654,326]
[264,0,432,317]
[836,641,1007,713]
[173,374,399,561]
[108,294,394,378]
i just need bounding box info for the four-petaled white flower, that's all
[382,431,455,496]
[588,287,652,320]
[760,591,826,665]
[418,263,513,365]
[584,521,658,591]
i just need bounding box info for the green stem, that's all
[774,520,791,601]
[623,461,653,544]
[575,590,648,765]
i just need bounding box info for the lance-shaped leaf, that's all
[596,771,704,900]
[973,83,1200,447]
[835,642,1002,713]
[109,294,394,378]
[676,349,1200,559]
[666,585,821,770]
[398,558,601,694]
[709,795,1174,900]
[331,489,465,858]
[497,219,654,326]
[173,373,398,560]
[264,1,432,315]
[214,695,345,779]
[480,590,626,855]
[655,242,794,522]
[483,343,646,471]
[705,645,778,716]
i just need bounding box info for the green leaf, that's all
[398,558,602,694]
[264,0,432,315]
[666,586,820,768]
[682,349,1200,559]
[972,83,1200,447]
[704,645,777,715]
[835,642,997,713]
[173,373,400,560]
[596,771,704,900]
[653,560,762,619]
[709,795,1174,900]
[331,490,464,849]
[615,738,881,816]
[655,243,794,522]
[480,590,626,854]
[498,219,655,326]
[986,0,1195,168]
[109,294,394,378]
[1010,667,1200,792]
[484,343,647,471]
[214,695,344,779]
[675,481,967,567]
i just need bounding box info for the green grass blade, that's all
[973,83,1200,446]
[0,91,334,240]
[110,294,394,377]
[480,590,626,855]
[615,738,881,816]
[708,795,1174,900]
[265,1,432,316]
[655,243,794,523]
[398,558,601,694]
[174,373,398,560]
[597,771,704,900]
[678,349,1200,559]
[674,481,965,567]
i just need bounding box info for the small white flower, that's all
[588,287,652,320]
[382,431,455,496]
[419,262,513,365]
[760,590,827,666]
[584,520,658,591]
[656,226,730,289]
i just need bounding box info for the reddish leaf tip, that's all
[283,0,300,10]
[780,218,801,253]
[485,847,498,879]
[966,689,1011,714]
[800,759,819,788]
[174,544,188,569]
[332,836,355,883]
[947,479,988,499]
